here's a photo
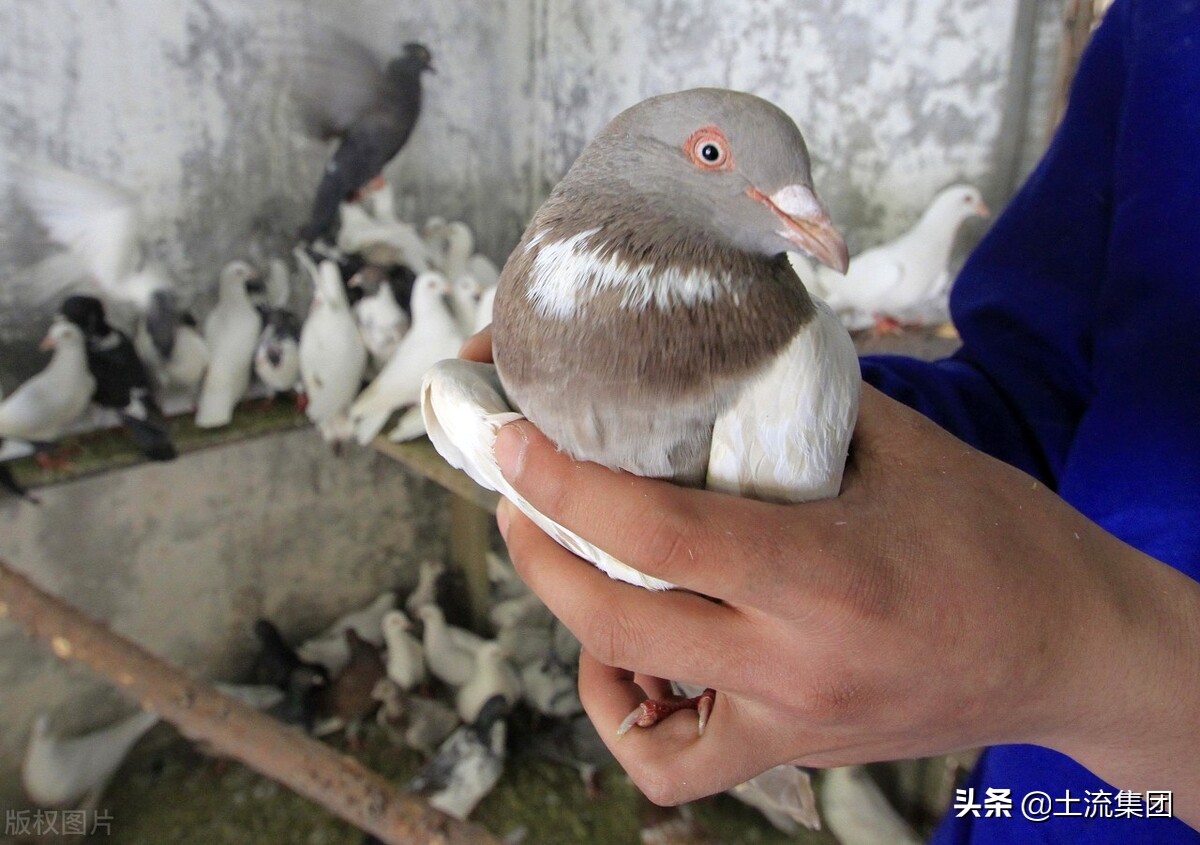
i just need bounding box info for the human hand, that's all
[483,372,1200,819]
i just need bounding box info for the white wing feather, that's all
[421,360,675,591]
[18,163,142,298]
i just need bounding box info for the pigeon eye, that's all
[685,127,733,171]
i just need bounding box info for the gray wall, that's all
[0,0,1063,809]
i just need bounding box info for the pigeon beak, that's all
[974,199,992,218]
[747,185,849,274]
[38,334,57,351]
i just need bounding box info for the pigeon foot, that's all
[616,688,715,738]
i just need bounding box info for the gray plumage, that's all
[297,41,434,242]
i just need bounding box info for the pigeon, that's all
[474,283,498,334]
[134,305,209,391]
[348,270,461,445]
[297,40,434,242]
[58,295,177,461]
[421,87,856,759]
[404,558,448,616]
[381,609,427,691]
[195,261,265,427]
[15,163,186,360]
[315,629,386,743]
[409,693,508,822]
[22,710,158,809]
[448,273,484,339]
[296,254,369,442]
[0,319,96,451]
[337,192,434,272]
[253,308,303,398]
[373,679,460,758]
[294,591,395,675]
[350,265,410,370]
[0,387,37,503]
[727,764,822,833]
[519,656,583,719]
[796,183,990,331]
[416,603,483,688]
[251,618,327,691]
[454,640,520,724]
[820,766,922,845]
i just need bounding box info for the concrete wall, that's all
[0,0,1064,809]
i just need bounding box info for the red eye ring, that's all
[685,126,733,171]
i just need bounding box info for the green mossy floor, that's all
[98,722,837,845]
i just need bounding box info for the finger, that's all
[494,421,839,603]
[579,653,800,805]
[458,325,493,363]
[501,502,761,692]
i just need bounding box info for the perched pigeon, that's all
[58,295,177,461]
[381,609,426,691]
[409,693,507,821]
[195,261,264,428]
[297,40,434,242]
[349,265,410,370]
[295,590,395,675]
[22,710,158,809]
[404,558,448,616]
[454,640,520,724]
[373,679,460,758]
[134,305,209,391]
[253,308,303,398]
[421,88,857,819]
[0,319,95,451]
[795,183,990,330]
[416,603,482,688]
[337,189,434,273]
[348,271,460,445]
[448,273,484,339]
[16,163,186,360]
[315,629,386,744]
[0,387,37,503]
[296,255,368,443]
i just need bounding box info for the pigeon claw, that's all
[615,688,717,739]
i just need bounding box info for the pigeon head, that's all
[391,43,434,77]
[39,318,85,352]
[219,260,263,296]
[58,295,110,337]
[569,88,847,271]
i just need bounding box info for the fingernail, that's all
[496,497,513,539]
[494,422,529,481]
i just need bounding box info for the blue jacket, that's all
[861,1,1200,841]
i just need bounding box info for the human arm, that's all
[487,382,1200,828]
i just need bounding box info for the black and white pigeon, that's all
[296,40,434,243]
[421,88,858,819]
[58,295,177,461]
[16,164,188,365]
[409,693,508,822]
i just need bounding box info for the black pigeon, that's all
[251,619,331,729]
[297,41,434,243]
[58,296,177,462]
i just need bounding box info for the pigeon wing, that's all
[290,30,387,140]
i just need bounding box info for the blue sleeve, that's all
[859,3,1128,485]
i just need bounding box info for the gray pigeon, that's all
[422,87,859,730]
[297,40,434,242]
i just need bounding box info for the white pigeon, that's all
[385,405,427,443]
[16,163,183,353]
[0,319,95,445]
[416,603,483,688]
[296,254,368,442]
[381,609,427,691]
[404,559,447,616]
[195,261,263,427]
[22,710,158,809]
[728,764,822,833]
[488,592,552,630]
[135,310,208,391]
[337,191,433,272]
[350,269,410,370]
[295,591,395,675]
[473,283,497,334]
[409,695,507,822]
[821,766,923,845]
[348,271,461,446]
[795,183,990,329]
[448,274,483,338]
[454,641,521,724]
